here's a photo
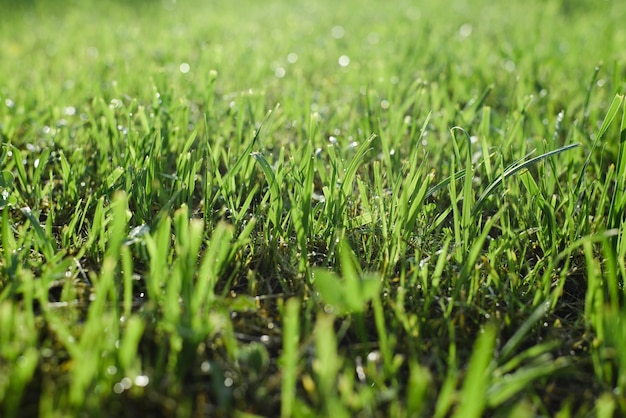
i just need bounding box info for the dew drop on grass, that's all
[459,23,472,37]
[331,25,345,39]
[121,377,132,389]
[274,67,286,78]
[338,55,350,67]
[503,60,516,73]
[179,62,190,73]
[367,351,380,363]
[201,361,211,373]
[287,52,298,63]
[380,100,389,109]
[134,375,149,387]
[224,377,233,387]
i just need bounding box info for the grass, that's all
[1,0,626,416]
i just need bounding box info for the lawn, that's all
[1,0,626,416]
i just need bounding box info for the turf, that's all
[1,0,626,416]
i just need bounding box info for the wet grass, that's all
[1,0,626,416]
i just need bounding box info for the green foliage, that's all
[1,0,626,416]
[312,240,381,315]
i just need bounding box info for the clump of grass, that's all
[1,0,626,416]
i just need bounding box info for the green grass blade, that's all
[472,142,580,217]
[453,324,496,418]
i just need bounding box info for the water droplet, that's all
[274,67,286,78]
[503,60,516,73]
[459,23,473,37]
[331,25,345,39]
[287,52,298,63]
[380,100,390,110]
[134,375,149,387]
[179,62,190,74]
[367,351,381,363]
[121,377,132,389]
[338,55,350,67]
[201,361,211,373]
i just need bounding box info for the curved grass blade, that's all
[471,142,581,217]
